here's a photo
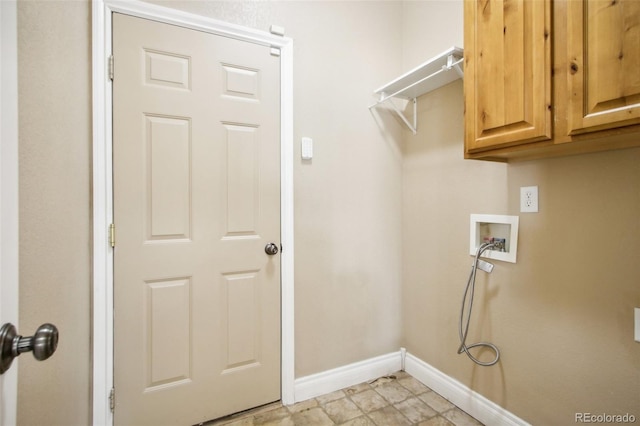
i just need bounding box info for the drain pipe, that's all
[400,347,407,371]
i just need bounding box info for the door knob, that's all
[0,323,59,374]
[264,243,279,255]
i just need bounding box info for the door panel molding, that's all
[91,1,294,424]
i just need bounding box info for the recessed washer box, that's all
[470,214,519,263]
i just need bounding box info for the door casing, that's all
[91,2,294,425]
[0,1,19,424]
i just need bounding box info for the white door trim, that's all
[0,1,19,424]
[91,2,294,424]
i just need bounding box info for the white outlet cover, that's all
[520,186,539,213]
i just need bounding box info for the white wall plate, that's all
[470,214,519,263]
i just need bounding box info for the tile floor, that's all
[204,371,484,426]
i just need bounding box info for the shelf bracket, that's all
[447,54,464,79]
[382,96,417,135]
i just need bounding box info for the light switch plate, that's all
[301,137,313,160]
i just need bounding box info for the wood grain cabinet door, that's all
[567,0,640,135]
[464,0,552,153]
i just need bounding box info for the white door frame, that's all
[0,1,19,424]
[91,1,294,424]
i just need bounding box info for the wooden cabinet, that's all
[464,0,640,161]
[464,0,551,152]
[567,0,640,135]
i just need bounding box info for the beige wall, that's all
[401,2,640,425]
[401,0,463,71]
[17,1,92,425]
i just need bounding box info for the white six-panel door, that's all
[112,13,281,425]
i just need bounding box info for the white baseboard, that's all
[291,350,528,426]
[405,352,530,426]
[293,351,402,403]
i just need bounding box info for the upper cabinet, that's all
[566,0,640,135]
[464,0,640,161]
[464,0,551,152]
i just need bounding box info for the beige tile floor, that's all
[204,371,484,426]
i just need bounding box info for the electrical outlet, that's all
[520,186,539,213]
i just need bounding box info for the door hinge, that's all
[108,55,114,81]
[109,387,115,412]
[109,223,116,248]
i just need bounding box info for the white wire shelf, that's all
[369,46,464,134]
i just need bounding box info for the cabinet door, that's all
[567,0,640,135]
[464,0,552,153]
